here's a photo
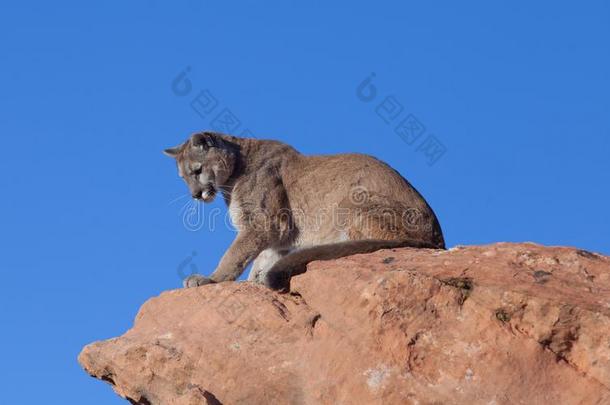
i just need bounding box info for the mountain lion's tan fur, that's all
[164,131,445,290]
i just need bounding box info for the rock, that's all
[79,243,610,404]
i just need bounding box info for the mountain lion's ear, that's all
[191,132,220,149]
[163,146,182,158]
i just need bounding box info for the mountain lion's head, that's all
[164,132,236,202]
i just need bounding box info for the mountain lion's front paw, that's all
[183,274,215,288]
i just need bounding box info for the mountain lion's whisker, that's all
[168,193,190,205]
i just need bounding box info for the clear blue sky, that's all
[1,1,608,403]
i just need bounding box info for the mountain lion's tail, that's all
[264,238,444,291]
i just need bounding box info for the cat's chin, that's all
[201,188,216,202]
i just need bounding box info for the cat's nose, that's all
[192,191,202,200]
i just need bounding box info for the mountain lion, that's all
[164,131,445,291]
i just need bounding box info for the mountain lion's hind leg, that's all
[249,248,289,283]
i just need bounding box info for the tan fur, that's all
[164,131,445,290]
[264,239,440,291]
